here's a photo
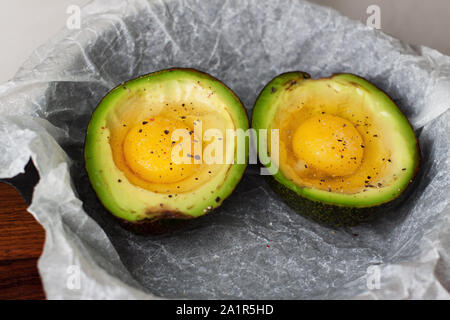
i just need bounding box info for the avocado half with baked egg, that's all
[252,72,420,226]
[85,68,248,232]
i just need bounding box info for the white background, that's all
[1,0,449,83]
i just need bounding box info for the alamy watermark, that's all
[366,265,381,290]
[66,5,81,30]
[66,265,81,290]
[168,121,280,175]
[366,5,381,30]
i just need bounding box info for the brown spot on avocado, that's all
[286,80,297,91]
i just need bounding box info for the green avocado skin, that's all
[253,71,420,227]
[265,172,420,227]
[265,175,378,226]
[85,68,249,233]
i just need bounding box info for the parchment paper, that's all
[0,0,449,299]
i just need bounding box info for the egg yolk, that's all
[123,117,196,184]
[292,114,364,177]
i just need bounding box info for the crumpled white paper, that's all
[0,0,449,299]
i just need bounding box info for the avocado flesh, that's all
[252,72,420,225]
[85,69,248,223]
